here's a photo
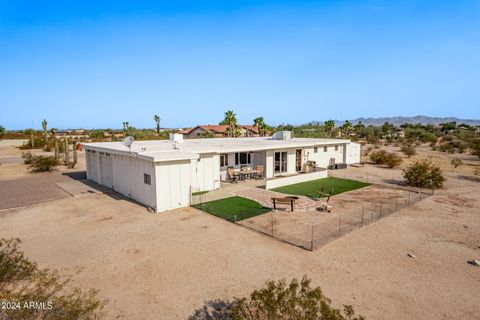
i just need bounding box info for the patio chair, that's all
[255,165,264,179]
[227,167,239,183]
[317,185,334,202]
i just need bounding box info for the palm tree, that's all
[341,120,353,137]
[324,119,335,137]
[153,115,161,134]
[123,122,129,131]
[220,110,238,137]
[253,117,265,136]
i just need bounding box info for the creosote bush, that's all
[403,160,445,189]
[400,144,416,157]
[231,276,364,320]
[0,238,107,319]
[450,158,462,168]
[27,155,59,172]
[370,150,402,168]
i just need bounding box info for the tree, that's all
[220,110,238,137]
[341,120,353,137]
[381,121,395,137]
[0,124,5,137]
[253,117,266,136]
[441,121,457,133]
[41,118,48,142]
[0,238,106,319]
[153,115,161,134]
[324,119,335,137]
[122,121,129,131]
[231,277,364,320]
[403,160,445,189]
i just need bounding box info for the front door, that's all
[295,149,302,172]
[274,152,287,174]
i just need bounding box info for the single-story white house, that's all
[82,132,361,212]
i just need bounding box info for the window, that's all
[220,154,229,167]
[324,146,327,152]
[105,152,111,156]
[91,150,96,154]
[144,173,151,185]
[99,152,105,156]
[314,147,318,153]
[335,145,338,151]
[235,152,251,165]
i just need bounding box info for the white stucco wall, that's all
[304,143,345,168]
[112,154,156,209]
[190,154,220,191]
[346,142,361,164]
[155,160,191,212]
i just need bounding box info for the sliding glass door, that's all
[274,152,287,174]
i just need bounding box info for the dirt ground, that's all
[1,145,480,319]
[241,185,426,249]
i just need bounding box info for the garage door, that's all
[87,154,98,182]
[100,156,113,188]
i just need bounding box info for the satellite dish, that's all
[122,136,134,150]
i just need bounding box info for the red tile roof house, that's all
[184,125,259,138]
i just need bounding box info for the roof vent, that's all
[272,131,293,141]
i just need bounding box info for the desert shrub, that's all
[21,151,34,164]
[231,277,364,320]
[400,144,416,157]
[19,137,46,149]
[384,153,403,168]
[0,238,107,319]
[370,150,402,168]
[473,166,480,176]
[27,155,59,172]
[403,160,445,189]
[470,139,480,158]
[450,158,462,168]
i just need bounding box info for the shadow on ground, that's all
[188,299,237,320]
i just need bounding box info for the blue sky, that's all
[1,0,479,130]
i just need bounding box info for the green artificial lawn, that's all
[193,196,271,221]
[272,177,371,198]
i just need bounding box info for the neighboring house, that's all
[83,131,361,212]
[185,125,259,138]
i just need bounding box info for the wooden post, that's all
[379,201,382,219]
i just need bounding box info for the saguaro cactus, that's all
[54,139,59,160]
[64,138,70,163]
[41,118,48,147]
[73,140,78,166]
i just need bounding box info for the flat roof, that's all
[83,136,352,162]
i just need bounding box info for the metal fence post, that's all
[311,226,314,251]
[361,207,364,226]
[271,214,274,237]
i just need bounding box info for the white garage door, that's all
[100,156,113,188]
[87,154,98,182]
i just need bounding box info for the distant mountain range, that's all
[335,116,480,126]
